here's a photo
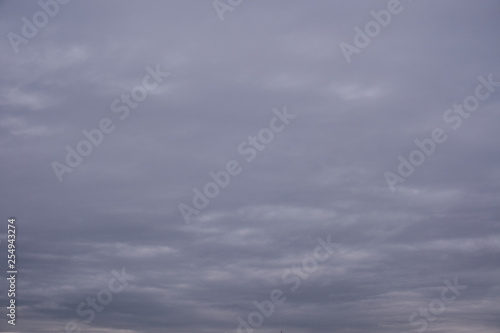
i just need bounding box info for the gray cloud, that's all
[0,0,499,332]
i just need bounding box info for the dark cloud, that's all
[0,0,499,332]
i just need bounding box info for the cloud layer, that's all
[0,0,499,332]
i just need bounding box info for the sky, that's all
[0,0,500,332]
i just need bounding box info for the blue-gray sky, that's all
[1,1,499,332]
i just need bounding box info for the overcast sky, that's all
[1,0,500,332]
